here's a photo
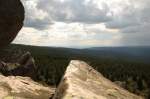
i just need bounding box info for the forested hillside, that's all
[0,44,150,98]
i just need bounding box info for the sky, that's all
[13,0,150,48]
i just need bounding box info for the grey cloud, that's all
[121,23,150,33]
[105,6,139,29]
[21,0,112,30]
[20,0,150,46]
[37,0,111,24]
[22,0,150,34]
[105,18,140,29]
[105,0,150,31]
[121,32,150,46]
[21,0,53,30]
[24,17,53,30]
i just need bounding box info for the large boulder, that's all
[0,75,55,99]
[0,0,24,48]
[0,52,37,79]
[53,60,143,99]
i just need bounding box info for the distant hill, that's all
[85,46,150,63]
[2,44,150,63]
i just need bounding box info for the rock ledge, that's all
[0,75,55,99]
[53,60,143,99]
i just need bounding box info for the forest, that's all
[0,44,150,99]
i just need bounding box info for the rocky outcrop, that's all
[0,75,55,99]
[0,0,24,48]
[0,52,37,79]
[53,60,143,99]
[0,60,145,99]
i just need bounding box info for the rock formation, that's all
[0,0,24,48]
[0,60,144,99]
[53,60,143,99]
[0,52,37,79]
[0,75,55,99]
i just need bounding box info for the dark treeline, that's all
[0,44,150,98]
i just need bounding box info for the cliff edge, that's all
[53,60,143,99]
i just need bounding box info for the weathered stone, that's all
[0,75,55,99]
[53,60,143,99]
[0,0,24,48]
[0,52,37,79]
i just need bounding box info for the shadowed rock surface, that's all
[0,0,24,48]
[0,75,55,99]
[53,60,143,99]
[0,52,37,79]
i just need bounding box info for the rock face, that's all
[0,75,55,99]
[0,0,24,48]
[0,52,37,79]
[53,60,143,99]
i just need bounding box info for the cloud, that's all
[105,0,150,30]
[37,0,111,24]
[14,22,121,47]
[21,0,53,30]
[120,32,150,46]
[22,0,150,33]
[21,0,112,30]
[16,0,150,47]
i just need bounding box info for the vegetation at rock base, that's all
[0,44,150,99]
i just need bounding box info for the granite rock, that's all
[53,60,143,99]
